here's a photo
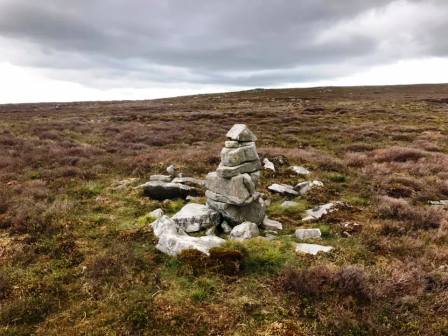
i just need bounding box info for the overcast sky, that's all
[1,0,448,103]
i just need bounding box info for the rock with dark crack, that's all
[142,181,200,200]
[171,203,221,233]
[229,221,260,240]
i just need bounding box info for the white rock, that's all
[166,164,177,177]
[230,222,260,240]
[151,215,179,238]
[428,200,448,206]
[150,175,172,182]
[290,166,311,175]
[268,183,299,196]
[226,124,257,142]
[295,180,324,195]
[280,201,299,208]
[171,203,221,233]
[156,233,225,256]
[149,208,164,219]
[172,177,206,187]
[261,216,283,231]
[221,142,259,167]
[263,158,275,172]
[302,202,339,222]
[295,228,321,240]
[295,243,333,255]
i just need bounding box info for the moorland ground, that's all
[1,84,448,335]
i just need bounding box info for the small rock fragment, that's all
[230,222,260,241]
[149,208,164,219]
[290,166,310,175]
[261,216,283,231]
[268,183,299,196]
[302,202,340,222]
[295,243,333,255]
[166,164,177,177]
[294,180,324,195]
[295,228,321,240]
[263,158,275,172]
[428,200,448,206]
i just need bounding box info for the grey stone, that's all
[207,197,266,225]
[221,142,259,167]
[302,202,340,222]
[206,172,256,205]
[429,200,448,206]
[143,181,199,200]
[295,228,321,240]
[225,140,255,148]
[250,171,261,187]
[151,215,179,238]
[230,222,260,240]
[216,160,262,178]
[261,216,283,231]
[166,164,177,177]
[295,243,333,255]
[268,183,299,196]
[263,158,275,172]
[171,203,221,233]
[172,176,206,187]
[220,220,232,233]
[149,208,164,219]
[226,124,257,142]
[150,175,172,182]
[156,233,225,256]
[290,166,311,175]
[280,201,300,208]
[295,180,324,195]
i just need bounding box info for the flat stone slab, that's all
[206,172,255,205]
[295,228,321,240]
[216,160,261,178]
[226,124,257,142]
[295,180,324,195]
[221,142,259,167]
[428,200,448,206]
[295,243,333,255]
[157,233,225,256]
[263,158,275,172]
[171,203,221,233]
[302,202,339,222]
[268,183,299,196]
[171,176,206,187]
[150,175,172,182]
[143,181,199,200]
[290,166,311,175]
[261,216,283,231]
[230,222,260,241]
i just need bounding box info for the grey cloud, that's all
[0,0,446,88]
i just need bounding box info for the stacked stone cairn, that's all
[206,124,266,226]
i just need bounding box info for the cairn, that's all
[206,124,265,225]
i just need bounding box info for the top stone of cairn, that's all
[226,124,257,142]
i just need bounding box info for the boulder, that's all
[230,222,260,240]
[206,172,256,205]
[302,202,339,222]
[268,183,299,196]
[151,215,179,238]
[143,181,199,200]
[263,158,275,172]
[156,233,225,256]
[220,142,259,167]
[171,203,221,233]
[149,175,172,182]
[207,197,266,225]
[295,228,321,240]
[261,216,283,231]
[149,208,164,219]
[216,160,262,178]
[226,124,257,142]
[290,166,310,175]
[295,243,333,255]
[295,180,324,195]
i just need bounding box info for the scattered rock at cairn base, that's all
[295,180,324,195]
[171,177,206,187]
[149,208,164,219]
[157,232,225,256]
[290,166,311,175]
[207,197,266,225]
[295,243,333,255]
[206,123,265,225]
[171,203,221,233]
[150,175,172,182]
[142,181,199,200]
[263,158,275,172]
[428,200,448,206]
[151,215,179,238]
[230,222,260,240]
[268,183,299,196]
[302,202,340,222]
[295,228,321,240]
[261,216,283,231]
[166,164,177,177]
